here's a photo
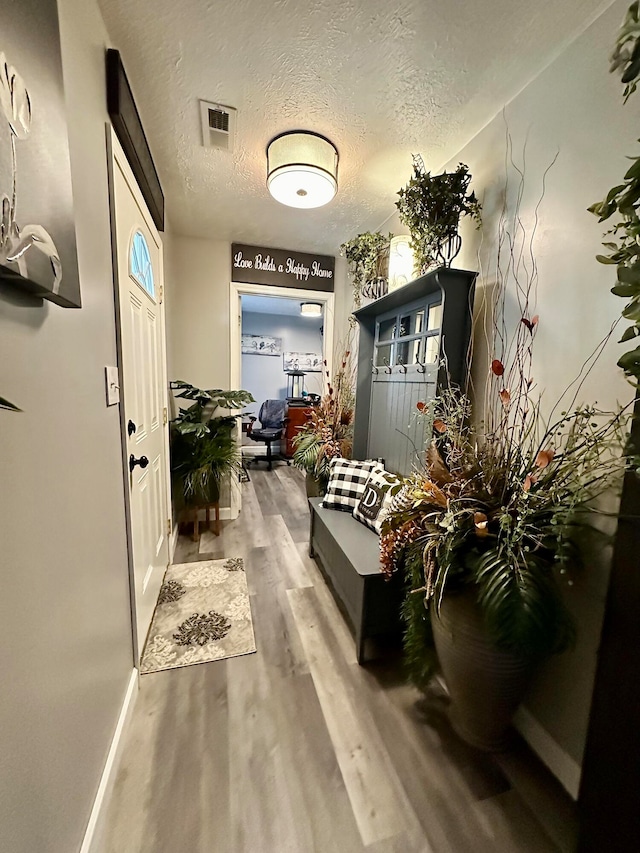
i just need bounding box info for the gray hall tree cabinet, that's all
[352,267,477,476]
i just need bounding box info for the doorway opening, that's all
[229,283,335,515]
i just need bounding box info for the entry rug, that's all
[140,558,256,674]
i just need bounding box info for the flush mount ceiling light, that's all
[267,131,339,209]
[300,302,322,317]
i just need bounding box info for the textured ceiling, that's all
[98,0,612,255]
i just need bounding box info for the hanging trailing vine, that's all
[589,1,640,382]
[340,231,393,308]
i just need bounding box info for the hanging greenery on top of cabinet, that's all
[396,157,482,276]
[340,231,393,309]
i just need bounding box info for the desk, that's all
[284,403,314,457]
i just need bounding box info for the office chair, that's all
[246,399,288,470]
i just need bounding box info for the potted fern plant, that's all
[396,157,482,275]
[381,382,630,749]
[170,381,254,512]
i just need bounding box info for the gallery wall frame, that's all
[241,334,282,356]
[283,351,322,372]
[0,0,81,308]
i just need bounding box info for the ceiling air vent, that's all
[199,100,236,151]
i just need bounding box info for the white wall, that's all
[383,0,633,797]
[165,236,231,389]
[0,1,134,851]
[241,310,324,404]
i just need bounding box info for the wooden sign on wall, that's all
[231,243,334,291]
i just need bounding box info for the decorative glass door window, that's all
[373,297,441,368]
[129,230,155,298]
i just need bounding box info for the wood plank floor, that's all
[98,465,578,853]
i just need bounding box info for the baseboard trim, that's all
[514,705,582,800]
[79,669,139,853]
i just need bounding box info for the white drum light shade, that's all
[300,302,322,317]
[267,132,338,208]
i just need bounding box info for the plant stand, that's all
[186,502,220,542]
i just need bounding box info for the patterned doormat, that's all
[140,558,256,674]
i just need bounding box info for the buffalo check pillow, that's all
[322,458,383,512]
[353,469,402,534]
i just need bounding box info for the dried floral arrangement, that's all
[292,337,357,490]
[381,144,633,688]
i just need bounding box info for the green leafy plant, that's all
[589,2,640,382]
[609,0,640,102]
[396,157,482,275]
[340,231,393,308]
[170,381,254,507]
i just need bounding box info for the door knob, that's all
[128,419,137,436]
[129,454,149,473]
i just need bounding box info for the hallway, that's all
[98,466,577,853]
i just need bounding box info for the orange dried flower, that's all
[535,449,555,469]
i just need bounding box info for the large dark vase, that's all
[431,588,536,751]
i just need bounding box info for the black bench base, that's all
[308,497,403,663]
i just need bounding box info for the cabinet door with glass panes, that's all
[353,267,476,477]
[373,296,442,372]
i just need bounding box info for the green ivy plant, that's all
[340,231,393,308]
[609,0,640,102]
[396,157,482,275]
[589,1,640,382]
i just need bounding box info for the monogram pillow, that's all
[353,469,402,534]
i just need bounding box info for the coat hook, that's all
[371,359,379,375]
[416,357,426,374]
[383,357,392,374]
[398,359,407,374]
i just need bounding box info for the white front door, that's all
[109,132,169,661]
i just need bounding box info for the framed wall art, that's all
[241,334,282,356]
[0,0,81,308]
[283,352,322,372]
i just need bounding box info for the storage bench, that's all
[308,497,403,663]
